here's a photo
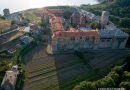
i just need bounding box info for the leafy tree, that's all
[73,71,118,90]
[73,65,130,90]
[90,22,101,29]
[11,20,16,25]
[107,71,119,82]
[119,82,130,88]
[123,71,130,80]
[15,70,25,90]
[112,66,123,74]
[0,15,5,20]
[0,61,10,84]
[109,16,120,25]
[119,17,130,28]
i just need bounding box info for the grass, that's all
[23,45,128,90]
[26,72,57,85]
[0,60,13,86]
[26,60,98,90]
[59,69,102,90]
[9,41,37,90]
[28,67,55,78]
[27,60,84,82]
[27,61,83,81]
[23,12,41,22]
[13,41,37,65]
[0,20,11,34]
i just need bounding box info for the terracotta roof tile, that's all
[50,16,64,31]
[47,9,63,14]
[53,28,100,39]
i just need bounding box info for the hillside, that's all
[22,8,43,22]
[80,0,130,28]
[72,0,130,89]
[80,0,130,47]
[0,19,11,34]
[22,0,130,28]
[23,44,129,90]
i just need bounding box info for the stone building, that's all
[47,10,129,54]
[98,29,129,48]
[49,16,65,32]
[70,11,87,27]
[50,28,100,52]
[3,9,10,17]
[5,13,23,22]
[3,9,23,22]
[1,65,19,90]
[43,9,64,25]
[101,11,109,28]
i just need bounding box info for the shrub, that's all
[119,82,130,88]
[0,61,10,84]
[73,66,126,90]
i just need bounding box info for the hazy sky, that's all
[0,0,98,14]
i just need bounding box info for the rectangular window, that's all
[102,40,105,42]
[71,37,75,41]
[80,36,82,39]
[93,36,95,41]
[85,37,89,41]
[107,39,110,42]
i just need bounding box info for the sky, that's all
[0,0,98,14]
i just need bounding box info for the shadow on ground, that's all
[23,45,129,90]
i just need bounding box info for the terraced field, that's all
[0,30,24,44]
[0,20,11,33]
[23,45,129,90]
[0,30,25,52]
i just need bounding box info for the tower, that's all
[101,11,109,28]
[3,9,10,17]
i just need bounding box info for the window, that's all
[102,39,105,42]
[85,37,89,41]
[71,37,75,41]
[107,39,110,42]
[80,36,82,39]
[93,36,95,41]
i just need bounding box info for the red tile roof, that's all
[52,28,100,39]
[50,16,64,32]
[49,15,100,41]
[47,9,64,14]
